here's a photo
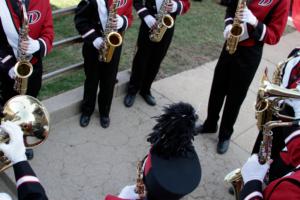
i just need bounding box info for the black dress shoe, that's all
[217,139,230,154]
[194,124,218,135]
[100,116,110,128]
[80,114,91,127]
[25,149,34,160]
[140,93,156,106]
[124,93,136,107]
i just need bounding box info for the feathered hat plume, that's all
[147,102,198,158]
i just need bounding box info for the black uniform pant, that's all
[252,104,296,182]
[127,21,174,95]
[0,59,43,106]
[204,43,263,141]
[81,43,122,117]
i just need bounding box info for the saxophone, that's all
[149,0,174,42]
[134,160,146,199]
[226,0,246,55]
[98,0,123,63]
[14,0,33,95]
[224,70,300,200]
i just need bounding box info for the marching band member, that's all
[251,47,300,182]
[0,0,54,105]
[123,0,190,107]
[240,130,300,200]
[196,0,290,154]
[0,121,48,200]
[75,0,133,128]
[105,102,201,200]
[0,0,54,161]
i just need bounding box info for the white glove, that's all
[223,24,232,39]
[93,37,104,50]
[0,121,27,164]
[241,154,270,184]
[144,15,157,29]
[118,185,140,199]
[25,36,40,55]
[238,6,258,27]
[116,14,124,29]
[0,193,12,200]
[8,67,16,79]
[171,0,178,13]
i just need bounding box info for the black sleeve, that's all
[74,0,101,44]
[13,161,48,200]
[134,0,151,19]
[240,180,263,200]
[224,0,238,26]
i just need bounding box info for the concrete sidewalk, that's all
[1,31,300,200]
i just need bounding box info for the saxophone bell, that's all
[99,31,123,63]
[13,60,33,95]
[226,0,246,54]
[149,14,174,42]
[226,24,244,55]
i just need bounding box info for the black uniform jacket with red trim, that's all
[225,0,290,46]
[240,130,300,200]
[74,0,133,45]
[13,161,48,200]
[134,0,190,20]
[0,0,54,66]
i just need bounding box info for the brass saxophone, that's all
[14,1,33,95]
[98,0,123,63]
[134,160,146,199]
[226,0,247,55]
[224,70,300,200]
[149,0,174,42]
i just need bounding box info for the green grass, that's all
[42,1,295,100]
[41,1,227,99]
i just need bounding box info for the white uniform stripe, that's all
[281,56,300,88]
[96,0,108,30]
[225,17,233,22]
[17,176,40,188]
[179,1,183,15]
[82,29,96,38]
[137,7,147,14]
[259,24,266,41]
[38,38,47,56]
[1,55,13,64]
[124,16,128,30]
[0,0,19,58]
[245,191,263,200]
[285,130,300,144]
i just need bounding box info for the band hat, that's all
[144,148,201,200]
[143,102,201,200]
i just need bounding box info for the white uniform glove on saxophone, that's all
[116,14,124,29]
[0,121,27,164]
[171,0,178,13]
[8,67,16,79]
[118,185,140,199]
[241,154,270,184]
[93,37,104,50]
[25,36,40,55]
[223,24,232,39]
[144,15,157,29]
[0,193,12,200]
[239,6,258,27]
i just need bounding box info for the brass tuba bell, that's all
[0,95,50,172]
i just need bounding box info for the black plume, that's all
[147,102,198,158]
